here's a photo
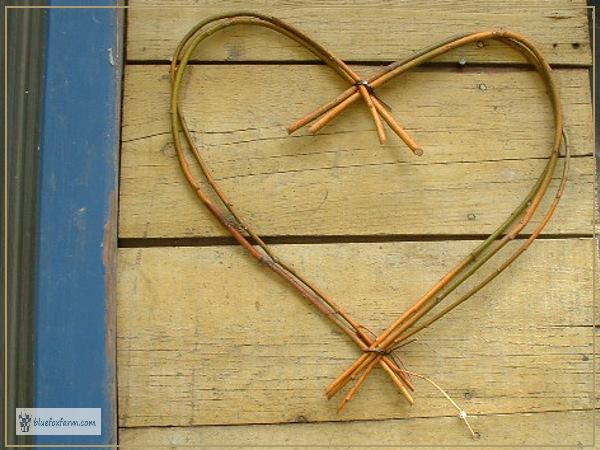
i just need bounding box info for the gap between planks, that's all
[118,406,594,430]
[118,233,595,249]
[125,60,591,70]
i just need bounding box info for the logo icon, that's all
[18,412,32,433]
[16,408,101,435]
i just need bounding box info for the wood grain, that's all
[119,2,595,446]
[119,66,593,238]
[117,239,594,428]
[127,0,591,65]
[118,410,593,448]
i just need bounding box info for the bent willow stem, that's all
[169,12,569,432]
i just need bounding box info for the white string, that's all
[397,369,477,439]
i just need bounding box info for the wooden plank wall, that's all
[117,1,595,448]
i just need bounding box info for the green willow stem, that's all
[391,131,570,348]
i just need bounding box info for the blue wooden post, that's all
[33,2,121,447]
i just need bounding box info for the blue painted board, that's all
[34,2,121,447]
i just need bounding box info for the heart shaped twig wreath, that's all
[169,12,570,438]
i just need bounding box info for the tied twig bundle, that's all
[169,12,569,437]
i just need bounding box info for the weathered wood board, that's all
[117,239,594,438]
[118,1,594,447]
[119,409,593,449]
[127,0,591,65]
[119,66,593,238]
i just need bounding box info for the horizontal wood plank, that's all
[118,410,593,448]
[117,238,594,428]
[119,66,593,238]
[127,1,591,65]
